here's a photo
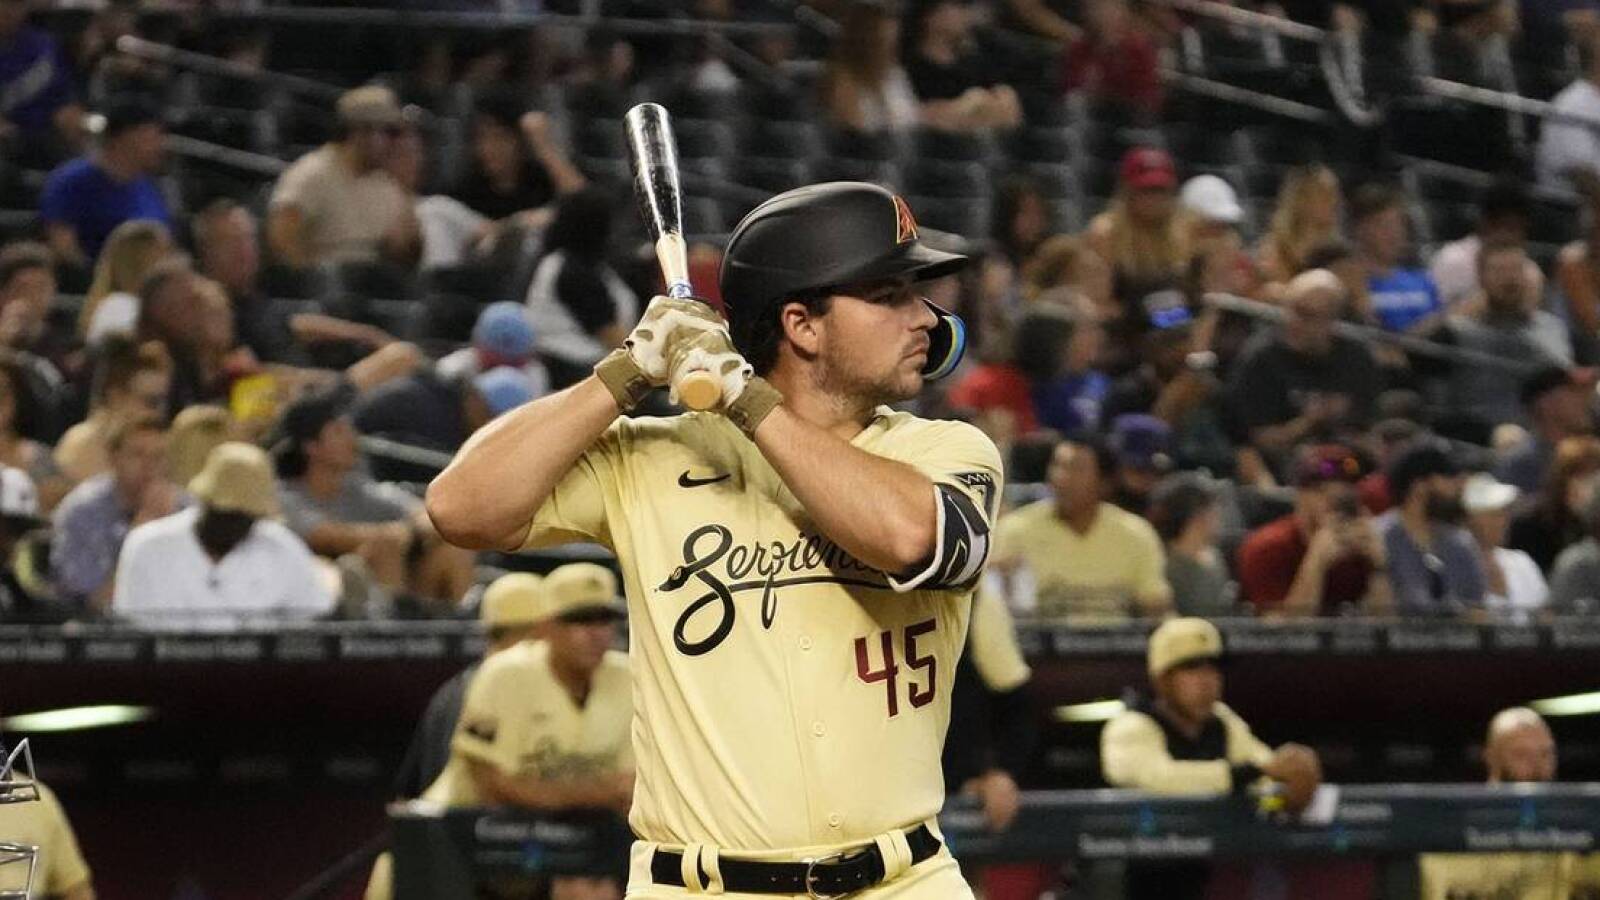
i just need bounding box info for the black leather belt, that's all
[650,823,941,898]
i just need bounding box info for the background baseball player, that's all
[943,587,1043,900]
[427,181,1002,898]
[1102,618,1322,900]
[392,570,549,798]
[368,562,633,900]
[0,766,94,900]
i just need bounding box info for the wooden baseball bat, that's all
[623,102,721,412]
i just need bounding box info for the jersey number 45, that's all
[854,619,938,718]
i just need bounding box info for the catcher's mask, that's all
[0,738,40,900]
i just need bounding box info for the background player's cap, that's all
[1148,617,1224,678]
[543,563,625,622]
[480,573,547,629]
[719,181,970,380]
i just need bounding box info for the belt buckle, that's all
[803,850,854,900]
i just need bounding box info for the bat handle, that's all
[676,369,722,411]
[651,233,723,411]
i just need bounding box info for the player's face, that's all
[1490,725,1556,783]
[550,617,617,675]
[1160,661,1221,723]
[817,280,939,404]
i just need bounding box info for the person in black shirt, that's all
[352,365,534,483]
[905,0,1023,131]
[1227,269,1381,467]
[523,187,639,388]
[194,199,395,368]
[450,89,586,222]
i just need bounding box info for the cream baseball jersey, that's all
[519,409,1002,851]
[426,639,634,806]
[0,781,91,897]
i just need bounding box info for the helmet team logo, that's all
[892,195,918,245]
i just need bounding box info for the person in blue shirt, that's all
[1350,182,1444,333]
[39,95,170,268]
[0,0,82,166]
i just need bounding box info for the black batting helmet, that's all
[719,182,970,380]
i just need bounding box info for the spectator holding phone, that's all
[1237,444,1393,617]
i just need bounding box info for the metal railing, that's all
[165,133,288,177]
[1202,291,1541,375]
[1163,0,1600,136]
[115,35,345,104]
[175,4,795,37]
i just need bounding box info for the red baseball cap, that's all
[1119,146,1177,190]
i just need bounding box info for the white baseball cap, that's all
[1179,175,1245,225]
[0,467,41,524]
[1463,472,1520,514]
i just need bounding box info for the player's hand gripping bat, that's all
[624,102,722,412]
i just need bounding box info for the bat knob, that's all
[676,370,722,411]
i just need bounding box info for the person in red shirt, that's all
[1236,444,1394,617]
[1062,0,1163,122]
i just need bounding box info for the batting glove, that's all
[666,330,783,437]
[594,294,726,411]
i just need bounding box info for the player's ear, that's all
[779,300,823,357]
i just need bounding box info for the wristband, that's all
[595,349,653,412]
[724,376,783,438]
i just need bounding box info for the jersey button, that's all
[799,636,813,651]
[827,814,842,828]
[811,721,826,737]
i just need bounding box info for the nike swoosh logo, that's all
[678,471,731,488]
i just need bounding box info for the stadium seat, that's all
[906,196,992,239]
[1426,201,1479,243]
[913,127,990,163]
[1164,124,1241,167]
[575,119,629,161]
[681,196,726,234]
[1527,196,1582,246]
[738,119,823,161]
[675,119,737,161]
[906,161,987,200]
[0,210,37,246]
[1241,164,1287,201]
[329,261,418,303]
[259,264,329,302]
[170,107,276,154]
[276,101,336,149]
[733,158,812,196]
[1006,126,1075,166]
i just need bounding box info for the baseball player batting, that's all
[428,181,1001,899]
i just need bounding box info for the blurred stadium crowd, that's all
[0,0,1597,627]
[4,0,1600,895]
